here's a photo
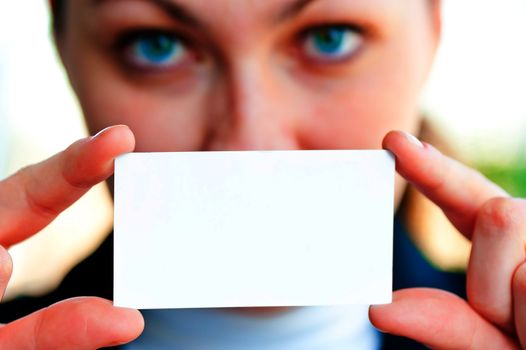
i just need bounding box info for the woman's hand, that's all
[369,130,526,349]
[0,125,144,349]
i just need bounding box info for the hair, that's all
[51,0,65,34]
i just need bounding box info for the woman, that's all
[0,0,524,348]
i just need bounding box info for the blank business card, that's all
[114,150,394,309]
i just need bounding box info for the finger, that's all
[0,125,135,248]
[468,198,526,331]
[0,245,13,300]
[513,260,526,349]
[0,297,144,350]
[369,288,519,350]
[382,130,507,238]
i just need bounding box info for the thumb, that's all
[0,297,144,350]
[369,288,517,350]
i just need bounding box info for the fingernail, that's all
[91,126,113,140]
[369,304,389,311]
[400,131,424,148]
[368,304,390,333]
[114,306,143,319]
[91,125,128,140]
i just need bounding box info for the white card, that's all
[114,150,394,309]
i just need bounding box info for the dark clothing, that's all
[0,215,465,349]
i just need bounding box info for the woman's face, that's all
[57,0,440,203]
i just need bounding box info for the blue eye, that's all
[303,26,362,62]
[126,32,187,69]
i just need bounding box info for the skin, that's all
[58,0,438,204]
[0,0,525,348]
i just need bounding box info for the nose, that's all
[205,58,300,151]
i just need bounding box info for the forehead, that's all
[87,0,402,25]
[91,0,325,15]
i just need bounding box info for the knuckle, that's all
[513,262,526,294]
[12,164,60,218]
[67,297,110,315]
[476,197,525,234]
[37,297,111,347]
[24,188,60,218]
[33,305,49,349]
[0,246,13,282]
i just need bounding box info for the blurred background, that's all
[0,0,525,299]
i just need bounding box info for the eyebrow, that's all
[275,0,318,23]
[93,0,319,28]
[92,0,200,26]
